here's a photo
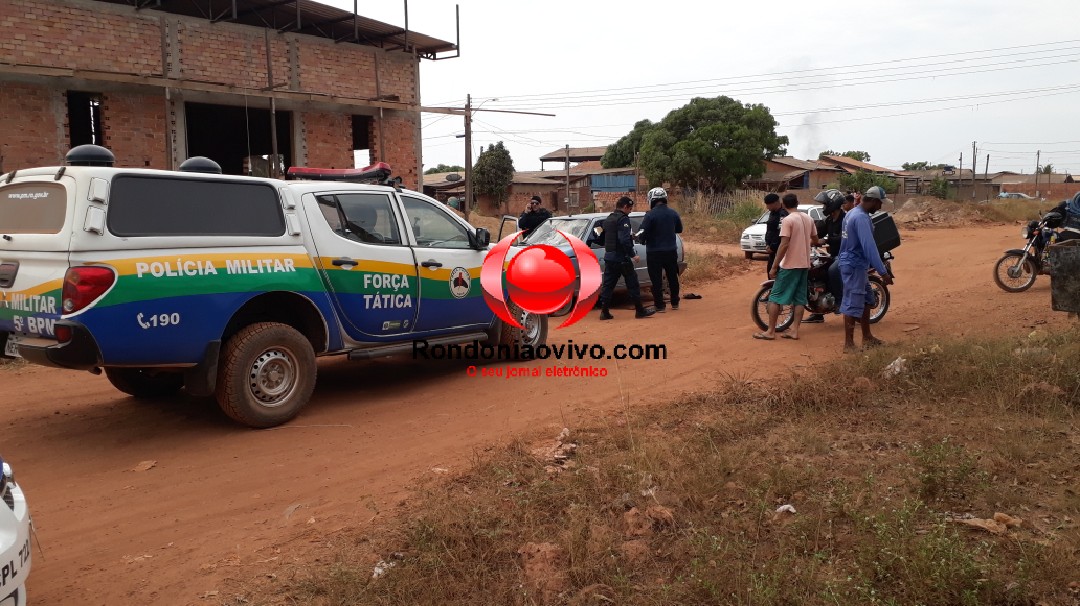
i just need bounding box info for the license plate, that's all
[3,334,21,358]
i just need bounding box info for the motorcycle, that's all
[993,210,1065,293]
[751,248,893,332]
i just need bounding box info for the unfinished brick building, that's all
[0,0,456,189]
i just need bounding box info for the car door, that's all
[398,193,491,333]
[303,190,419,340]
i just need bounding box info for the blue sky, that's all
[329,0,1080,175]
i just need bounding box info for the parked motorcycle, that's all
[992,210,1063,293]
[751,249,893,332]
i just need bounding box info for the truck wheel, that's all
[215,322,316,428]
[484,302,548,353]
[105,368,184,398]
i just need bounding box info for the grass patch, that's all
[679,248,751,287]
[243,330,1080,606]
[673,190,768,244]
[973,199,1046,223]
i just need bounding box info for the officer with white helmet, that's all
[639,187,684,311]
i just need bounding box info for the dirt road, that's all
[4,223,1072,605]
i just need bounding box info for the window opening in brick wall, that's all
[185,102,292,177]
[68,91,103,147]
[352,115,374,168]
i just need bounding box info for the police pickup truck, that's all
[0,146,547,428]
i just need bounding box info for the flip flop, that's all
[781,334,799,340]
[752,332,775,340]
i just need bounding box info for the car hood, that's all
[742,224,766,237]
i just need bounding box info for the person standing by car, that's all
[754,193,818,340]
[838,186,894,353]
[518,195,552,235]
[598,196,655,320]
[639,187,683,312]
[763,193,787,276]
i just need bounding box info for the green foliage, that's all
[928,177,950,199]
[836,171,897,194]
[616,96,786,192]
[1040,163,1054,174]
[902,161,949,171]
[910,439,987,501]
[424,164,465,175]
[820,150,871,162]
[472,142,515,210]
[601,119,654,168]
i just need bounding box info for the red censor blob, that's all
[505,244,577,315]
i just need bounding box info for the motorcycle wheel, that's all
[993,252,1038,293]
[750,284,792,333]
[867,276,890,324]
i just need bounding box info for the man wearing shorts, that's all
[838,186,895,353]
[754,193,817,340]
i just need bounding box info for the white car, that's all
[740,204,826,259]
[0,456,31,606]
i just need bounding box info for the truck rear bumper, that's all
[18,322,103,371]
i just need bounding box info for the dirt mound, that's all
[891,197,994,227]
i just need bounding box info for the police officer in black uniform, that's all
[517,195,552,234]
[763,193,788,276]
[598,196,656,320]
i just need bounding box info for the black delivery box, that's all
[871,212,901,252]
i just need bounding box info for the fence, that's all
[670,189,766,215]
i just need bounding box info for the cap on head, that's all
[864,186,889,202]
[529,195,542,204]
[647,187,668,203]
[616,195,635,209]
[764,193,781,205]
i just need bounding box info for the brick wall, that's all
[0,82,65,170]
[373,112,419,190]
[99,92,168,168]
[1002,183,1080,201]
[302,111,353,170]
[0,0,162,75]
[0,0,422,176]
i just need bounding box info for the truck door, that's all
[304,191,418,340]
[398,194,491,333]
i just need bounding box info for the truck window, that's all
[107,175,285,237]
[315,193,401,245]
[401,195,471,249]
[0,183,67,234]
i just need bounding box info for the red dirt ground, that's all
[3,223,1072,605]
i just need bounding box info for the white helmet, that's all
[647,187,668,203]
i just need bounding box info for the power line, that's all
[487,56,1080,110]
[475,39,1080,102]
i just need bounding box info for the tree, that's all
[425,164,465,175]
[836,170,897,195]
[928,176,950,199]
[472,142,515,210]
[1041,164,1054,174]
[601,119,654,168]
[611,96,787,192]
[820,150,872,162]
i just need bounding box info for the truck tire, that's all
[105,368,184,398]
[215,322,317,428]
[483,302,548,354]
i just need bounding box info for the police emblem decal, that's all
[449,267,471,299]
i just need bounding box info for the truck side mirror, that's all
[473,227,491,249]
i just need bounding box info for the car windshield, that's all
[520,217,593,246]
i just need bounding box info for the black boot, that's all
[635,303,656,319]
[599,306,614,320]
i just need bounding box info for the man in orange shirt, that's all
[753,193,818,341]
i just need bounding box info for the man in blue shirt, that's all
[639,187,683,311]
[838,186,894,353]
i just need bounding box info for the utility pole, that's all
[971,140,977,199]
[564,144,570,211]
[464,94,473,222]
[984,154,990,200]
[958,152,963,198]
[1035,150,1041,198]
[634,151,640,202]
